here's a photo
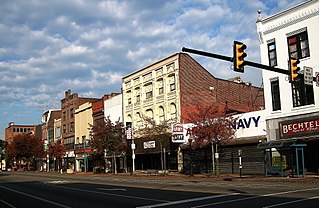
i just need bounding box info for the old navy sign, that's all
[233,116,261,129]
[280,116,319,138]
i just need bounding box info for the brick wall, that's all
[178,53,264,122]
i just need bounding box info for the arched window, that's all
[146,109,154,119]
[170,103,176,119]
[159,106,164,121]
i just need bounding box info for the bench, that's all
[146,169,158,175]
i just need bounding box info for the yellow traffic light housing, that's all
[289,58,300,82]
[233,41,247,72]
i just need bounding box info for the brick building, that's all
[122,53,264,172]
[61,89,99,171]
[5,122,38,145]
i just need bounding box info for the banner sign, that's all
[143,141,155,149]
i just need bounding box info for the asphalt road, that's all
[0,172,318,208]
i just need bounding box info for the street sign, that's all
[316,72,319,87]
[126,127,132,140]
[303,66,313,85]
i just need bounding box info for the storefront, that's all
[127,136,179,171]
[265,114,319,175]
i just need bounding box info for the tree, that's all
[135,115,172,171]
[6,134,44,170]
[186,103,236,175]
[48,139,66,170]
[89,117,127,174]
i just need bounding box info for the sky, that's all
[0,0,306,139]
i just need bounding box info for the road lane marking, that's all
[97,188,127,191]
[52,185,169,203]
[263,195,319,208]
[193,187,319,208]
[0,185,71,208]
[45,180,69,184]
[0,199,16,208]
[136,193,240,208]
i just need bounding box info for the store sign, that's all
[143,141,155,149]
[233,116,261,129]
[280,117,319,138]
[171,123,195,143]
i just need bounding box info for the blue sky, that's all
[0,0,306,139]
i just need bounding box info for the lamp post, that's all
[188,138,193,177]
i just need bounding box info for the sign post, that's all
[238,150,242,178]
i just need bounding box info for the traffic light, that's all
[289,58,300,82]
[233,41,247,72]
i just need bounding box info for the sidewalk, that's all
[70,170,319,184]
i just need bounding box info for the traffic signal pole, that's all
[182,47,317,81]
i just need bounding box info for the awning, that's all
[257,138,306,149]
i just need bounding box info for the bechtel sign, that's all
[280,117,319,138]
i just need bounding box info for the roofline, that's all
[261,0,316,23]
[122,52,181,80]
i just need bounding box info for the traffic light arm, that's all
[182,47,288,75]
[182,47,318,81]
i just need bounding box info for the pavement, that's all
[59,170,319,185]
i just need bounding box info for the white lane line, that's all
[97,188,127,191]
[193,187,319,208]
[136,193,240,208]
[52,185,169,203]
[0,185,71,208]
[0,199,16,208]
[263,195,319,208]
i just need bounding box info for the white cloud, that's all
[0,0,306,137]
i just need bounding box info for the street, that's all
[0,172,318,208]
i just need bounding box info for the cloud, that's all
[0,0,306,138]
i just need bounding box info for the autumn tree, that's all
[48,139,66,170]
[186,103,236,175]
[6,134,44,170]
[89,117,127,174]
[135,115,172,171]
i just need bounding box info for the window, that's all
[135,87,140,103]
[146,109,154,119]
[128,98,132,105]
[70,122,74,133]
[63,125,66,134]
[268,42,277,67]
[70,108,74,118]
[169,74,176,92]
[270,79,281,111]
[288,31,310,59]
[291,76,314,107]
[157,79,164,95]
[55,126,61,138]
[145,83,153,99]
[63,111,66,119]
[159,106,164,121]
[170,103,177,119]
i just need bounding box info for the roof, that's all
[257,138,306,149]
